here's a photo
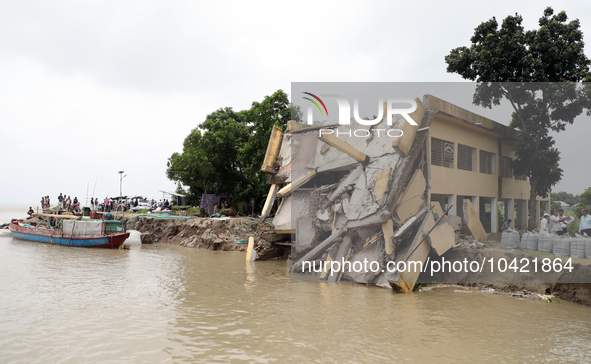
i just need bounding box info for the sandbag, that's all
[501,230,508,247]
[553,235,571,257]
[571,234,587,259]
[538,231,555,253]
[501,229,520,249]
[521,231,538,252]
[585,235,591,259]
[520,231,530,250]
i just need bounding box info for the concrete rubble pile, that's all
[252,96,489,292]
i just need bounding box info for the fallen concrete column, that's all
[318,134,370,163]
[261,125,284,174]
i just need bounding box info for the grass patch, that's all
[187,207,201,215]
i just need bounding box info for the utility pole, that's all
[118,171,126,200]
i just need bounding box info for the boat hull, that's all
[9,222,129,248]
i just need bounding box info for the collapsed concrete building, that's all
[249,94,551,292]
[248,96,446,291]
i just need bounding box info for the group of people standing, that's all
[40,196,51,208]
[57,193,79,212]
[500,208,591,236]
[539,209,571,235]
[538,208,591,236]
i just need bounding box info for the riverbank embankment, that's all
[124,215,260,251]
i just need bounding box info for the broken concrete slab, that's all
[428,223,456,256]
[390,98,425,156]
[395,169,427,222]
[326,235,353,283]
[462,199,487,241]
[390,239,430,293]
[296,216,316,254]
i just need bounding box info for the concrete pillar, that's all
[491,197,498,233]
[544,200,550,215]
[447,194,456,216]
[507,198,515,229]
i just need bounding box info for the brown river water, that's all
[1,205,591,363]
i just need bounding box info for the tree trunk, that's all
[528,179,538,231]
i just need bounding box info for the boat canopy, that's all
[62,220,103,237]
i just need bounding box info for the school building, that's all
[424,95,551,234]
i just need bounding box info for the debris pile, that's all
[253,98,487,292]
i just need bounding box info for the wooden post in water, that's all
[246,236,256,262]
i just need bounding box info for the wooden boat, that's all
[9,213,129,248]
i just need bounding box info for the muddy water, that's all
[1,206,591,363]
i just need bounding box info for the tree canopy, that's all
[445,7,591,230]
[166,90,301,209]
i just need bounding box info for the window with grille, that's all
[431,138,453,168]
[457,144,476,171]
[479,150,495,175]
[499,156,512,178]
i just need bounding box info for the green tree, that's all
[166,90,301,211]
[445,7,591,230]
[239,90,302,205]
[573,188,591,218]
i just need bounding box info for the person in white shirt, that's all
[540,213,550,233]
[579,208,591,236]
[549,209,569,235]
[558,209,571,235]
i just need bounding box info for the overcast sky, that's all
[1,0,590,205]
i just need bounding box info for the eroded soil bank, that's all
[125,216,261,251]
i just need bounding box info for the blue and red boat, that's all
[9,213,129,248]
